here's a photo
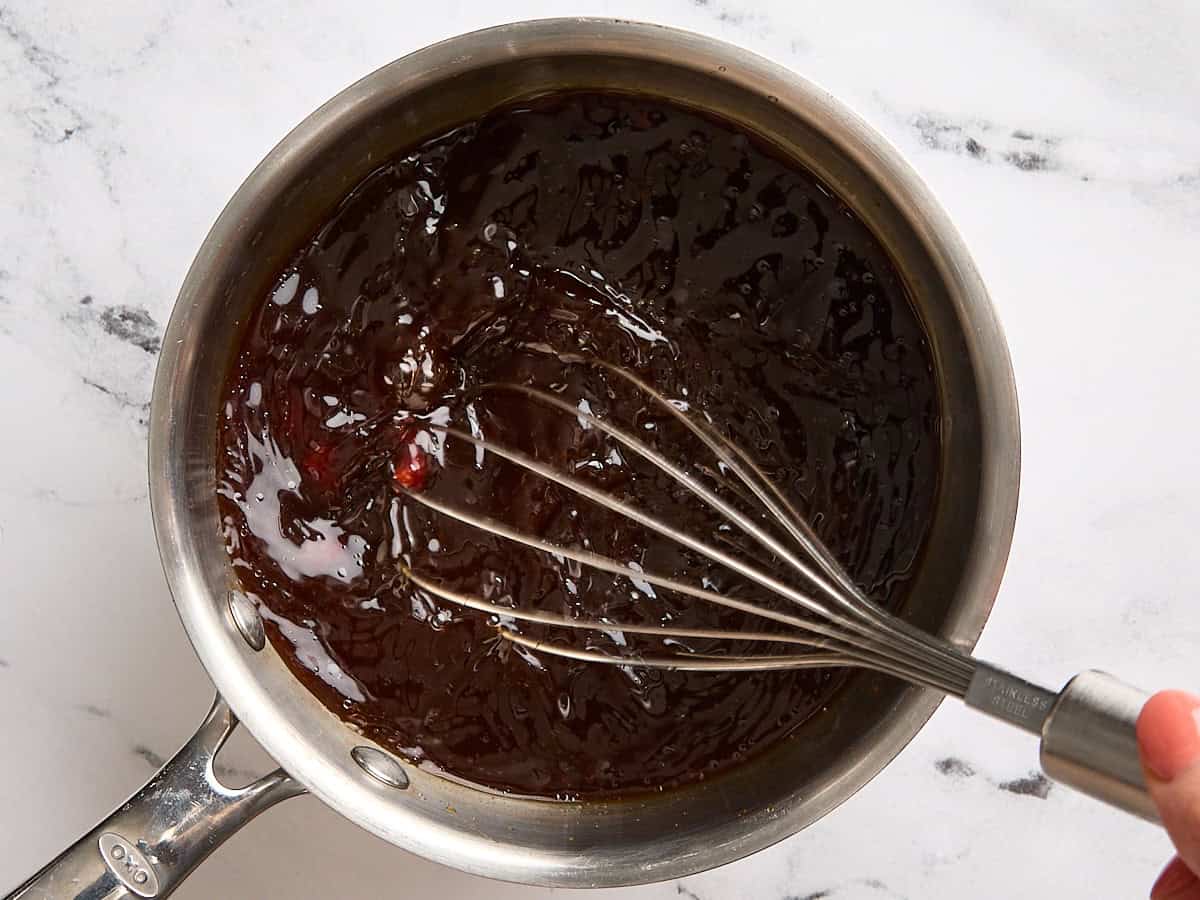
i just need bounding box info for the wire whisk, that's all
[395,355,1165,822]
[399,356,977,699]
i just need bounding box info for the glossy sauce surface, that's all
[217,92,941,798]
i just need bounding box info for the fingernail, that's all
[1137,691,1200,782]
[1152,856,1198,899]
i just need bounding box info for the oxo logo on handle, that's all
[98,832,160,898]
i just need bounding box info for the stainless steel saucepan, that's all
[6,19,1021,898]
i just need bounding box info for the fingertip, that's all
[1139,692,1200,782]
[1152,856,1200,899]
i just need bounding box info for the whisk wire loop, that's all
[400,362,976,698]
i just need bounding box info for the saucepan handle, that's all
[5,694,305,899]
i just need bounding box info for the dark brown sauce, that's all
[217,91,941,799]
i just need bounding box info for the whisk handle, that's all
[966,666,1156,821]
[1039,670,1157,823]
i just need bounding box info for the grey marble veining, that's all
[1,1,1196,897]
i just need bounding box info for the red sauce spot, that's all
[302,443,334,486]
[393,441,428,491]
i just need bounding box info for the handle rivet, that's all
[135,871,149,884]
[352,746,409,789]
[111,845,125,860]
[228,591,266,651]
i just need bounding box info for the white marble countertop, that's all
[1,2,1197,897]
